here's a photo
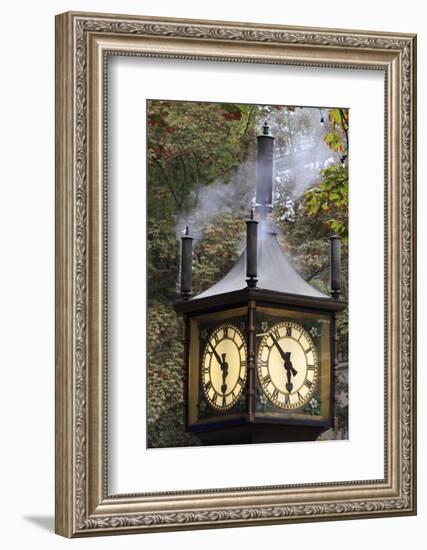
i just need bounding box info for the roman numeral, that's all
[297,391,303,401]
[263,373,271,385]
[286,326,292,337]
[240,360,246,368]
[307,364,315,371]
[305,347,312,354]
[213,393,219,405]
[271,328,281,340]
[205,380,212,392]
[259,359,268,369]
[272,388,279,401]
[212,332,220,345]
[237,376,246,387]
[285,393,290,405]
[223,327,228,338]
[304,379,313,389]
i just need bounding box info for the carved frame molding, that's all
[55,11,416,537]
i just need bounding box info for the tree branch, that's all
[157,161,181,208]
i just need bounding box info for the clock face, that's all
[257,321,318,410]
[202,324,247,411]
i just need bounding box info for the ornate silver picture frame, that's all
[55,11,416,537]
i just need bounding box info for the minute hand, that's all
[269,333,288,361]
[209,341,223,366]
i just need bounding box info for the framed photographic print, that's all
[146,99,348,449]
[55,11,417,537]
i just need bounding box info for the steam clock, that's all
[174,123,347,445]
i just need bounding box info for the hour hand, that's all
[288,363,298,378]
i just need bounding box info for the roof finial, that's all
[262,120,269,136]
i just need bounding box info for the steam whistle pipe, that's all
[329,235,341,299]
[246,210,258,288]
[255,121,275,218]
[180,226,193,299]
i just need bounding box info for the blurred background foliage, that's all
[146,100,348,448]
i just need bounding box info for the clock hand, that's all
[270,334,298,376]
[284,354,297,393]
[208,341,223,366]
[208,342,228,394]
[270,333,298,392]
[220,354,229,395]
[269,333,288,362]
[289,363,298,378]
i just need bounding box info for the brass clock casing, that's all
[176,294,343,444]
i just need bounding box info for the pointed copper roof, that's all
[192,221,328,301]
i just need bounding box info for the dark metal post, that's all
[255,121,274,218]
[180,226,193,299]
[246,210,258,288]
[329,235,341,299]
[247,299,256,423]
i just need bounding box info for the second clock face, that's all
[257,321,319,410]
[202,324,247,411]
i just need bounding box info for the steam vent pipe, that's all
[246,209,258,288]
[255,121,275,217]
[329,235,341,299]
[180,226,193,299]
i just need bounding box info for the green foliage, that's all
[336,404,348,432]
[324,131,344,153]
[147,304,183,424]
[147,217,179,303]
[324,108,349,153]
[147,100,256,216]
[193,214,245,294]
[147,403,201,448]
[303,164,349,241]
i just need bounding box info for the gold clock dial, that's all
[257,321,318,410]
[202,324,247,411]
